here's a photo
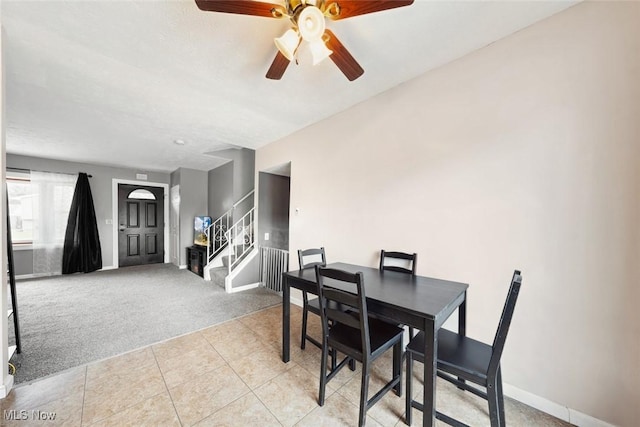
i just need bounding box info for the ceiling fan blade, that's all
[266,51,291,80]
[195,0,286,18]
[324,0,414,21]
[324,29,364,81]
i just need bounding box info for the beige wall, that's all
[257,2,640,426]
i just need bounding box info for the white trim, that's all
[179,264,187,269]
[16,266,115,280]
[15,273,41,280]
[224,248,257,292]
[12,244,32,251]
[111,179,170,268]
[569,408,616,427]
[15,272,58,280]
[290,295,303,308]
[0,375,14,399]
[502,383,615,427]
[227,282,260,293]
[502,383,569,422]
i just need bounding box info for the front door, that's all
[118,184,164,267]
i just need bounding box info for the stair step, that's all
[221,255,235,268]
[209,267,227,289]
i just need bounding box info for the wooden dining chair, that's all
[297,248,327,350]
[315,266,404,427]
[379,250,418,337]
[405,270,523,427]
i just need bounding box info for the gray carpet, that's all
[8,263,282,385]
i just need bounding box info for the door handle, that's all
[119,225,126,231]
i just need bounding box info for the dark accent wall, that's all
[207,161,233,220]
[210,149,255,203]
[207,149,255,224]
[258,172,290,250]
[176,168,208,266]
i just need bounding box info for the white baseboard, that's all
[15,273,41,280]
[502,383,614,427]
[568,409,616,427]
[290,295,303,308]
[100,265,116,271]
[179,265,187,270]
[0,375,14,398]
[228,282,260,293]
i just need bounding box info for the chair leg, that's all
[331,348,337,371]
[318,339,329,406]
[405,350,413,426]
[349,358,356,371]
[301,302,308,350]
[487,378,501,427]
[496,367,506,427]
[393,340,402,397]
[359,365,370,427]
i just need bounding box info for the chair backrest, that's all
[379,250,417,275]
[315,266,371,357]
[298,247,326,269]
[488,270,523,375]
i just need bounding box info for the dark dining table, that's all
[282,262,468,427]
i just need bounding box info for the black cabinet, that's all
[187,245,207,277]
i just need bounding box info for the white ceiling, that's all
[2,0,577,173]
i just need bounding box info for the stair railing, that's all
[205,208,232,263]
[224,207,255,274]
[204,190,255,265]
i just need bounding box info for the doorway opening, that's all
[258,163,291,251]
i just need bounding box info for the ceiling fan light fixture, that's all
[308,39,333,65]
[274,29,300,61]
[298,6,325,42]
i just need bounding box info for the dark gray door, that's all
[118,184,164,267]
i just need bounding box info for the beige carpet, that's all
[8,263,281,384]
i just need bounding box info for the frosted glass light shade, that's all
[309,39,332,65]
[274,29,300,61]
[298,6,325,42]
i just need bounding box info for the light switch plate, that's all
[264,232,270,241]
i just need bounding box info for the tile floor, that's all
[1,305,573,426]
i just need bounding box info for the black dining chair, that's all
[379,250,417,275]
[405,270,523,427]
[380,250,418,337]
[315,266,404,427]
[297,248,327,350]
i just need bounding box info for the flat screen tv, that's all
[194,216,212,247]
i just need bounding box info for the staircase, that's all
[205,208,232,264]
[203,191,258,293]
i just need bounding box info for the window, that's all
[127,189,156,200]
[7,170,77,247]
[7,172,34,244]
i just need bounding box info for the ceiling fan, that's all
[194,0,414,81]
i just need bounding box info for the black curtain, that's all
[62,173,102,274]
